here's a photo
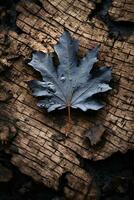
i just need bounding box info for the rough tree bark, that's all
[0,0,134,199]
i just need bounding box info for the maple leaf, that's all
[28,30,112,133]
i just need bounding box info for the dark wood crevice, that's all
[89,0,134,40]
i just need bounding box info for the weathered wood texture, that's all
[0,0,134,199]
[109,0,134,21]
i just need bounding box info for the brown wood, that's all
[0,0,134,199]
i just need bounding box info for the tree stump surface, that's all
[109,0,134,22]
[0,0,134,199]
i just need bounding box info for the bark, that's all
[0,0,134,199]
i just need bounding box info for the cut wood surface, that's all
[109,0,134,21]
[0,0,134,199]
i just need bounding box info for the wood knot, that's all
[0,123,17,145]
[0,88,13,102]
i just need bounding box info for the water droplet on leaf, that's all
[60,75,66,82]
[47,82,56,92]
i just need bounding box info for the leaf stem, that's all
[68,105,71,126]
[65,105,72,136]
